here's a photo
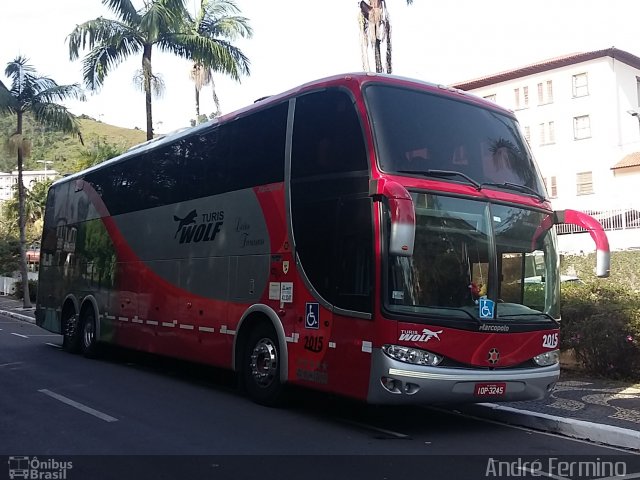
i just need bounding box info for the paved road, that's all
[1,314,638,479]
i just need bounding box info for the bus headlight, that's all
[533,350,559,366]
[382,344,443,366]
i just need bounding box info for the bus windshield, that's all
[386,193,560,322]
[365,84,547,198]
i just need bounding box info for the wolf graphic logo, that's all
[422,328,442,341]
[173,209,198,238]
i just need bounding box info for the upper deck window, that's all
[364,84,546,197]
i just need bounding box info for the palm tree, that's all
[0,56,84,307]
[187,0,252,120]
[359,0,413,74]
[68,0,251,141]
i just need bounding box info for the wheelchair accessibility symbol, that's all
[305,303,320,329]
[479,298,495,319]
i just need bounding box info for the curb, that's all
[0,309,35,324]
[462,403,640,451]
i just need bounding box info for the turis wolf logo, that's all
[398,328,443,343]
[174,210,198,238]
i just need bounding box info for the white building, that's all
[0,169,58,201]
[453,47,640,251]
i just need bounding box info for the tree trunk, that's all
[143,45,154,141]
[374,39,383,73]
[16,111,32,308]
[195,86,201,117]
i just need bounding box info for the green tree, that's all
[0,235,20,277]
[3,179,54,250]
[74,137,126,172]
[0,56,84,308]
[187,0,252,119]
[68,0,252,141]
[359,0,413,74]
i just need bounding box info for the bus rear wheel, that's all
[80,309,99,358]
[61,309,81,353]
[243,323,284,406]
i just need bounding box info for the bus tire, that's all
[62,309,81,354]
[80,308,99,358]
[242,323,285,406]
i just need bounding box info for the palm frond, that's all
[101,0,141,25]
[140,0,188,42]
[34,84,86,104]
[199,14,252,40]
[0,80,19,114]
[81,37,143,90]
[133,69,165,98]
[161,34,250,80]
[5,134,31,157]
[68,18,139,60]
[4,56,35,79]
[30,102,83,140]
[189,63,212,90]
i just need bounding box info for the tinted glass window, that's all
[365,85,546,196]
[83,101,288,216]
[228,102,288,190]
[291,89,368,179]
[291,89,371,311]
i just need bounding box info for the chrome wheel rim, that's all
[250,337,278,388]
[83,317,94,349]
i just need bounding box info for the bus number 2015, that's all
[304,336,324,353]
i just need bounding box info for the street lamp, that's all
[36,160,54,179]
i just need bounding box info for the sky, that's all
[2,0,640,134]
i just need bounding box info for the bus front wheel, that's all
[243,323,284,406]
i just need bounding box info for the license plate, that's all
[474,382,506,397]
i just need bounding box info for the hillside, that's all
[0,113,146,174]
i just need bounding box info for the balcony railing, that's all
[556,207,640,234]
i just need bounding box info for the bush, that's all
[560,281,640,380]
[14,279,37,302]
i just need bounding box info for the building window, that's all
[513,87,529,110]
[576,171,593,195]
[537,80,553,105]
[573,115,591,139]
[572,73,589,97]
[484,94,496,102]
[524,126,531,144]
[543,176,557,198]
[539,121,555,145]
[636,76,640,107]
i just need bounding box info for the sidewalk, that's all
[1,296,638,450]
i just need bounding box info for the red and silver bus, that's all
[36,73,609,405]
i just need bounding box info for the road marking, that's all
[26,334,60,337]
[45,343,62,349]
[339,419,408,439]
[198,326,215,333]
[161,322,175,328]
[179,324,194,330]
[0,362,22,368]
[10,333,28,338]
[38,389,118,423]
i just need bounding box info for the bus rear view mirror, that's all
[554,209,610,278]
[371,179,415,257]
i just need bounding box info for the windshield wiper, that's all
[479,181,546,202]
[397,169,481,190]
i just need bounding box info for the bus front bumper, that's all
[367,348,559,405]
